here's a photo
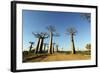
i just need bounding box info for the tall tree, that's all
[66,27,77,54]
[54,33,60,52]
[56,44,59,52]
[38,32,48,53]
[85,43,91,51]
[32,32,41,54]
[46,25,56,54]
[29,42,34,52]
[43,43,48,52]
[80,13,91,23]
[52,43,56,53]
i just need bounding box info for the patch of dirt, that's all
[24,53,91,62]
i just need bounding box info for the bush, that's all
[23,51,28,56]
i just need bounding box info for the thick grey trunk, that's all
[55,37,58,52]
[35,38,40,54]
[39,38,44,53]
[29,44,32,52]
[52,45,54,53]
[44,44,46,52]
[70,34,75,54]
[56,45,58,52]
[48,32,53,54]
[38,39,42,52]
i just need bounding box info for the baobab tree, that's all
[54,33,60,52]
[43,43,48,52]
[65,27,77,54]
[32,32,41,54]
[38,32,48,53]
[80,13,91,23]
[29,41,34,52]
[85,43,91,51]
[85,43,91,55]
[86,43,91,50]
[56,44,59,52]
[52,43,56,53]
[46,25,56,54]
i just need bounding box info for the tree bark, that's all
[53,45,54,53]
[70,34,75,54]
[48,32,53,54]
[44,44,46,52]
[29,44,32,52]
[56,45,58,52]
[39,38,44,53]
[35,38,40,54]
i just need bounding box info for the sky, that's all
[22,10,91,51]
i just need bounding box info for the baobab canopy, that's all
[65,27,77,36]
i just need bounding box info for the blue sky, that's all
[22,10,91,51]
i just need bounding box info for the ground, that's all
[23,53,91,62]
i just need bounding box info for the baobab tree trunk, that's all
[48,32,53,54]
[39,38,44,53]
[29,44,32,52]
[47,45,49,52]
[43,44,46,52]
[70,34,75,54]
[52,45,54,53]
[35,38,40,54]
[56,45,58,52]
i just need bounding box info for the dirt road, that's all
[27,53,91,62]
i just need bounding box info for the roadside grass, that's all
[23,52,49,62]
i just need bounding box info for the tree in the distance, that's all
[65,27,77,54]
[80,13,91,23]
[38,32,48,53]
[29,41,34,52]
[54,33,60,52]
[32,32,41,54]
[85,43,91,51]
[46,25,56,54]
[43,43,48,52]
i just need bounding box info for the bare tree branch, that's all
[65,27,77,36]
[80,13,91,23]
[46,25,56,32]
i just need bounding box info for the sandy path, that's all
[41,53,90,62]
[28,53,91,62]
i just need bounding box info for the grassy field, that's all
[23,51,91,62]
